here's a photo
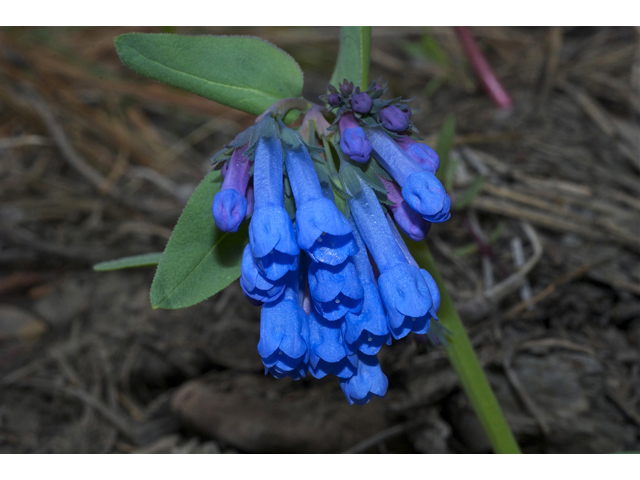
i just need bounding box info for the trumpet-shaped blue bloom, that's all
[378,262,434,339]
[308,260,364,321]
[249,128,300,281]
[307,311,358,379]
[343,220,391,355]
[347,176,437,339]
[366,127,450,223]
[283,143,356,265]
[257,270,309,379]
[239,245,285,304]
[340,353,388,405]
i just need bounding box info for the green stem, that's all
[407,241,521,454]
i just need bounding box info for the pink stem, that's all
[454,26,513,109]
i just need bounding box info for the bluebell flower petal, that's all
[308,260,364,321]
[407,143,440,174]
[340,127,372,163]
[378,262,433,331]
[307,312,357,379]
[239,245,285,303]
[268,363,308,380]
[212,189,247,233]
[401,171,451,223]
[283,142,357,265]
[365,127,423,185]
[249,206,299,281]
[344,283,391,355]
[420,269,441,315]
[262,350,306,371]
[296,198,357,265]
[340,353,388,406]
[388,315,431,340]
[257,285,309,362]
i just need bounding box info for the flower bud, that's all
[340,128,372,163]
[328,93,341,106]
[351,92,372,114]
[339,112,372,163]
[380,105,410,132]
[340,79,353,96]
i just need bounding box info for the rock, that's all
[171,373,389,453]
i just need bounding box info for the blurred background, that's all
[0,26,638,453]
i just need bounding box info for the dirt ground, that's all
[1,26,639,454]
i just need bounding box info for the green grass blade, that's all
[93,252,163,271]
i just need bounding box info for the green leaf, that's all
[114,33,304,117]
[330,27,371,89]
[435,113,456,190]
[150,170,248,309]
[93,252,163,272]
[405,239,521,454]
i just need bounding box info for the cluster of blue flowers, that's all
[211,79,451,405]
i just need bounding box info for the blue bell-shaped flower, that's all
[249,119,300,281]
[340,352,388,405]
[257,269,309,379]
[308,259,364,321]
[283,140,357,266]
[307,310,357,379]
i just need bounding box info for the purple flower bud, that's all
[212,143,251,232]
[340,80,353,96]
[328,93,341,106]
[396,135,440,174]
[351,92,372,114]
[339,113,372,163]
[379,105,410,132]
